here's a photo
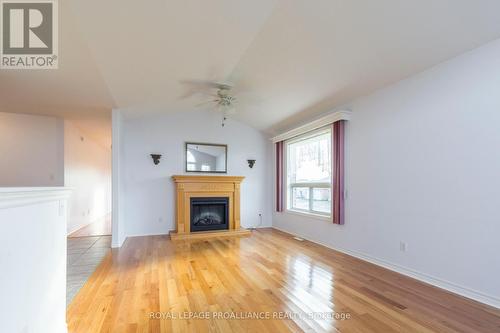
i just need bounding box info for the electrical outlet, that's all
[399,241,407,252]
[158,217,163,223]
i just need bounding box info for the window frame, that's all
[284,126,332,218]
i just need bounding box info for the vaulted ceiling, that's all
[2,0,500,145]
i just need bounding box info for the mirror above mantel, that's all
[185,142,227,173]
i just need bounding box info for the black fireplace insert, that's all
[190,197,229,232]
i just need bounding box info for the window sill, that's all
[284,209,331,222]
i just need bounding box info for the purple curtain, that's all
[276,141,284,212]
[332,121,345,225]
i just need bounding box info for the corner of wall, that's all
[111,109,125,247]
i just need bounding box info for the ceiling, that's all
[0,0,115,146]
[2,0,500,144]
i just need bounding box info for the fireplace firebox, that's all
[190,197,229,232]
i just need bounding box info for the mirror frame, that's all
[185,142,228,174]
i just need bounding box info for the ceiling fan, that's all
[180,80,238,127]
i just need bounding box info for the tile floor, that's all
[67,235,111,305]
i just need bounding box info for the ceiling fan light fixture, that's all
[186,80,240,127]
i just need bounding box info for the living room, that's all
[1,1,500,332]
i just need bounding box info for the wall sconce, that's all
[247,159,256,168]
[151,154,162,165]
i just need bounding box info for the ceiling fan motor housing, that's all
[217,88,236,107]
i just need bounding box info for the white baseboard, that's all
[67,212,112,236]
[243,224,272,229]
[111,238,124,248]
[272,226,500,309]
[111,232,127,248]
[112,230,172,248]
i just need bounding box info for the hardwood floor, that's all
[67,228,500,333]
[69,214,112,238]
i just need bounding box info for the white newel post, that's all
[0,187,72,333]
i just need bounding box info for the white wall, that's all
[64,121,112,234]
[0,112,64,187]
[112,109,126,247]
[273,39,500,308]
[118,109,271,238]
[0,188,70,333]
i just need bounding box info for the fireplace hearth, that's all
[190,197,229,232]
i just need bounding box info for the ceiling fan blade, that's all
[215,83,233,90]
[179,79,233,90]
[178,89,219,100]
[234,91,260,101]
[178,89,199,100]
[194,100,218,107]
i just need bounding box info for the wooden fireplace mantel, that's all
[170,175,250,240]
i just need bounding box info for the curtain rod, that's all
[270,110,351,143]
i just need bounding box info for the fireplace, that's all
[171,175,249,240]
[190,197,229,232]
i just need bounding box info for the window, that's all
[286,127,331,216]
